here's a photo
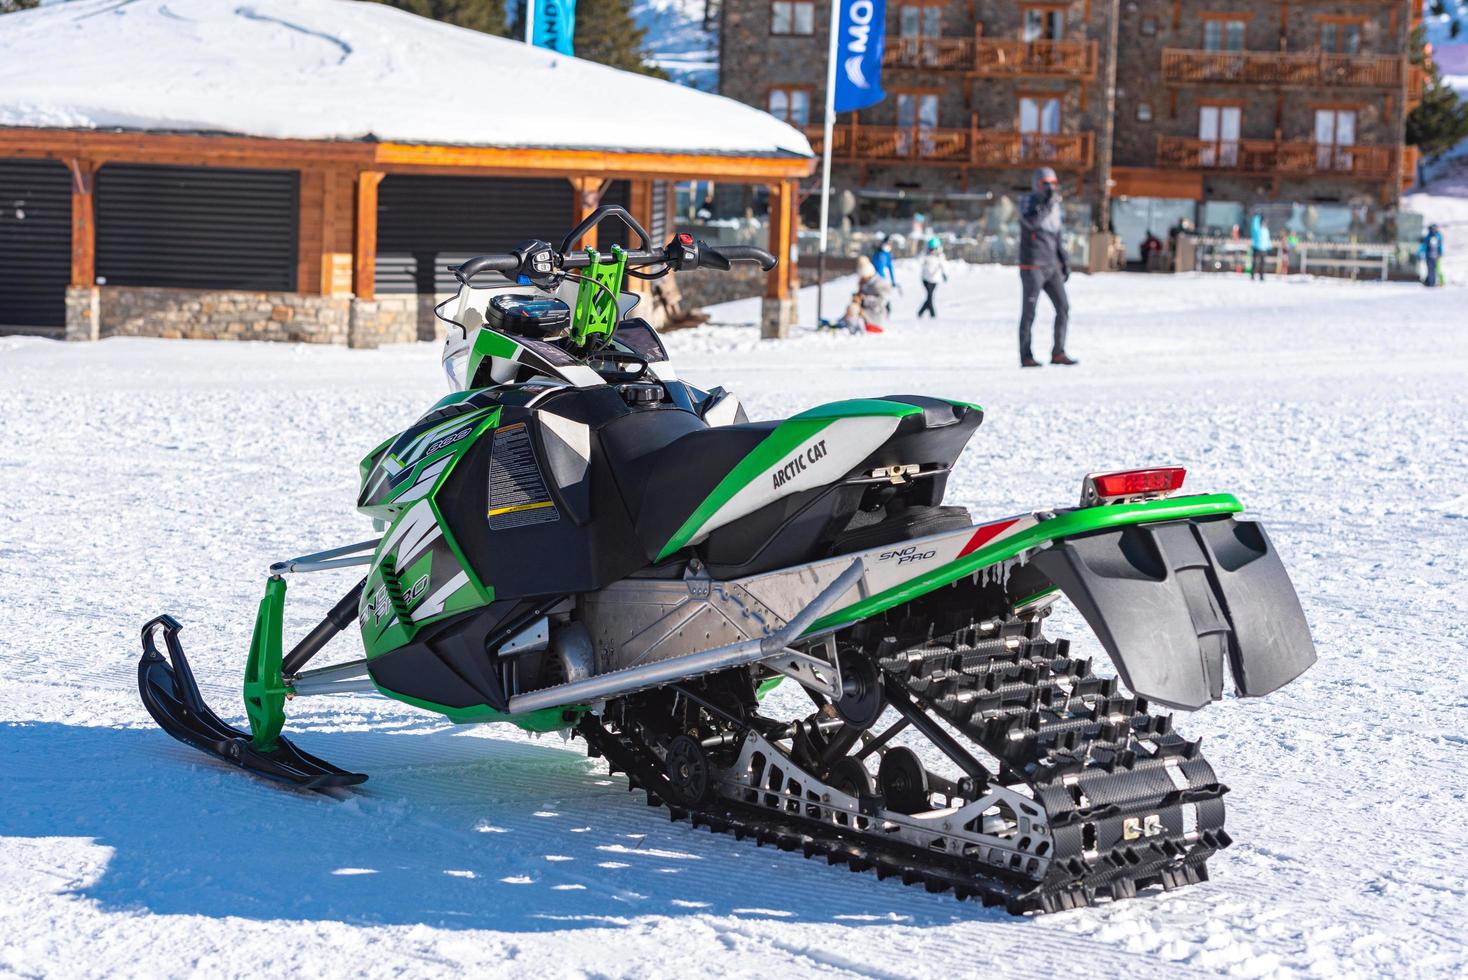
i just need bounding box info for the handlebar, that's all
[451,207,777,285]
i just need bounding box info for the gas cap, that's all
[619,383,663,406]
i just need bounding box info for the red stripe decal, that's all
[957,518,1020,558]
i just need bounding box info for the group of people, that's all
[834,166,1076,368]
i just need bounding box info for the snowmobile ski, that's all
[138,616,367,789]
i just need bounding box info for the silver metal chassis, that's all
[721,729,1054,879]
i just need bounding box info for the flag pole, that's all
[815,0,840,327]
[525,0,536,43]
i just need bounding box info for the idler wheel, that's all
[829,757,874,798]
[834,650,883,729]
[878,746,930,814]
[665,734,711,806]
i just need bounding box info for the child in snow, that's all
[916,237,947,318]
[836,256,891,334]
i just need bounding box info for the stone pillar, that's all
[348,298,381,349]
[760,297,796,338]
[64,286,100,342]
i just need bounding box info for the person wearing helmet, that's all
[1018,167,1077,367]
[871,234,898,289]
[916,236,948,319]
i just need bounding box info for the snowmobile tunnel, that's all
[1030,515,1318,711]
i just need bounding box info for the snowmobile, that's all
[137,205,1318,913]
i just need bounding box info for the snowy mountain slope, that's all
[2,269,1466,976]
[635,0,719,90]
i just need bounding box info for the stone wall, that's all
[95,286,351,344]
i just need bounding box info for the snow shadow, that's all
[2,722,1007,931]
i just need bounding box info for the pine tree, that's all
[1407,22,1468,158]
[570,0,667,78]
[366,0,509,36]
[0,1,41,13]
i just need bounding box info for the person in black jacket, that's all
[1017,167,1077,367]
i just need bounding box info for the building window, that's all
[1140,17,1157,37]
[1136,102,1153,122]
[1019,95,1061,134]
[1314,108,1357,171]
[1319,19,1364,55]
[895,91,940,156]
[1022,5,1066,41]
[1198,104,1242,167]
[767,87,811,126]
[897,2,942,40]
[1202,16,1247,52]
[770,0,815,36]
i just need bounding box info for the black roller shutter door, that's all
[96,164,298,291]
[650,181,670,243]
[376,175,575,295]
[0,159,71,330]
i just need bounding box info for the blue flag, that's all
[533,0,575,56]
[832,0,886,113]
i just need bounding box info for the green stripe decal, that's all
[656,398,924,561]
[805,493,1245,634]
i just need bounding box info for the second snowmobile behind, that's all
[137,206,1317,913]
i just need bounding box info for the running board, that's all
[506,560,865,715]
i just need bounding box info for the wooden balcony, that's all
[972,38,1098,79]
[882,33,1097,79]
[1157,136,1397,178]
[807,124,1094,170]
[1161,49,1407,88]
[883,36,974,72]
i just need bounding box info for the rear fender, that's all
[1031,515,1317,711]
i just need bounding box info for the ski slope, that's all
[2,267,1466,978]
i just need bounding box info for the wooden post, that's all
[762,179,796,339]
[67,159,97,287]
[568,176,611,250]
[354,170,385,301]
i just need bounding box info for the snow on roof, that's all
[0,0,812,159]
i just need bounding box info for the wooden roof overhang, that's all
[0,127,811,302]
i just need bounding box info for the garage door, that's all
[96,164,298,290]
[375,175,580,294]
[0,159,72,332]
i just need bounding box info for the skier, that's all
[1017,167,1076,367]
[1420,223,1445,287]
[916,237,948,319]
[1250,215,1272,281]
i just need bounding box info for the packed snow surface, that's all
[2,267,1466,977]
[0,0,810,157]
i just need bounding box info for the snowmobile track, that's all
[582,611,1232,914]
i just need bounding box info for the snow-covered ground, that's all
[635,0,719,90]
[2,266,1466,977]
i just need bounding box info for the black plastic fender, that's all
[1030,516,1317,711]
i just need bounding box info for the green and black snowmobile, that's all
[138,206,1317,913]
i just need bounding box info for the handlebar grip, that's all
[712,245,778,271]
[455,254,521,282]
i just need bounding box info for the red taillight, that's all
[1091,467,1186,498]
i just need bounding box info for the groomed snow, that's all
[0,0,811,158]
[2,267,1466,977]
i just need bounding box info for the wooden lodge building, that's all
[0,1,813,344]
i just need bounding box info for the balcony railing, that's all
[1157,136,1396,178]
[1161,49,1406,88]
[807,124,1095,170]
[972,38,1098,79]
[884,36,974,72]
[881,33,1097,78]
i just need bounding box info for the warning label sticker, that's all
[487,422,559,530]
